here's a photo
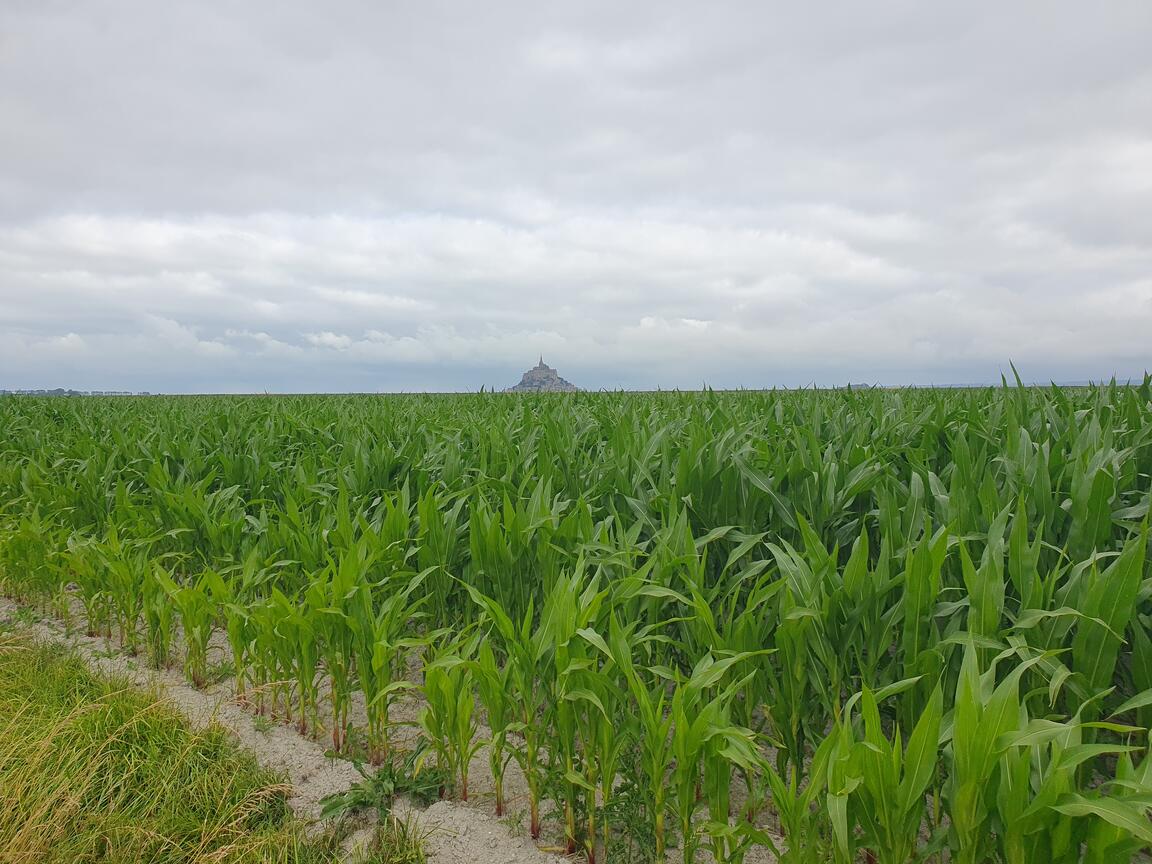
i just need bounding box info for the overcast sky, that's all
[2,1,1150,392]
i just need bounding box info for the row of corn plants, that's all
[1,381,1150,861]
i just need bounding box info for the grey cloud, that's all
[1,1,1150,391]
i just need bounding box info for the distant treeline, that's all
[0,389,149,396]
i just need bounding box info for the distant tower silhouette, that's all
[505,357,580,392]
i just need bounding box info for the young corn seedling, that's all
[696,695,770,864]
[309,540,377,754]
[416,489,466,621]
[154,566,220,687]
[563,634,634,864]
[95,527,152,654]
[581,613,674,859]
[267,587,320,733]
[995,704,1145,864]
[1069,523,1147,718]
[669,653,767,864]
[247,593,291,719]
[0,508,62,610]
[544,564,609,855]
[474,639,515,817]
[352,566,431,765]
[141,563,173,668]
[944,639,1054,864]
[827,683,944,864]
[758,730,837,864]
[212,569,253,704]
[309,587,355,753]
[62,534,111,638]
[211,550,283,704]
[418,645,482,801]
[462,579,565,840]
[1053,742,1152,863]
[896,525,949,732]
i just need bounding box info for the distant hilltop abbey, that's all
[505,357,581,393]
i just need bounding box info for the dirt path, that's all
[0,599,567,864]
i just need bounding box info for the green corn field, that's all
[1,381,1151,863]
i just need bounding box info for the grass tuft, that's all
[0,635,419,864]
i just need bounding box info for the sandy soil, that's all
[0,598,569,864]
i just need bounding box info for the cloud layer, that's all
[2,1,1150,391]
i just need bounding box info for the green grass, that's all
[0,636,417,864]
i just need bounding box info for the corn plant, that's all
[418,642,482,801]
[141,563,173,668]
[1053,744,1152,863]
[351,566,431,764]
[308,573,356,753]
[542,565,609,854]
[62,534,111,638]
[581,614,675,858]
[462,574,580,841]
[154,566,221,687]
[758,733,837,864]
[0,509,61,609]
[473,639,515,816]
[944,640,1063,864]
[267,587,320,733]
[826,684,944,864]
[667,656,763,864]
[94,527,153,654]
[464,590,549,838]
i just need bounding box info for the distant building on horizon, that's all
[504,357,581,393]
